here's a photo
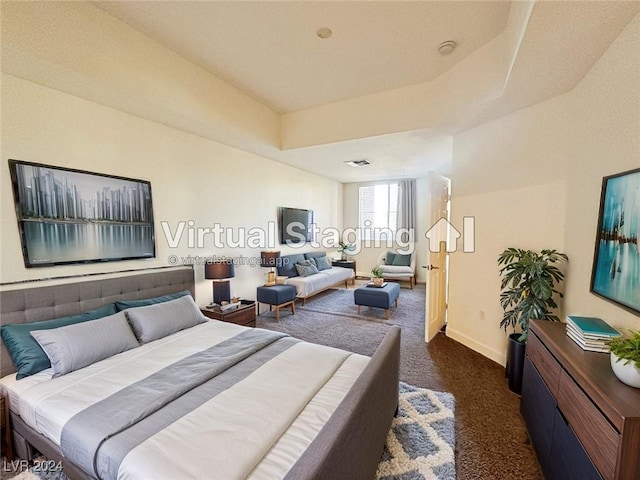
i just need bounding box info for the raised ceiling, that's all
[94,1,511,113]
[5,2,638,183]
[89,1,640,182]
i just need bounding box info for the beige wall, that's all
[0,75,342,304]
[448,14,640,366]
[342,177,435,284]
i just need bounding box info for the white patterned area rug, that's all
[377,382,456,480]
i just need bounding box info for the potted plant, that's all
[608,329,640,388]
[337,241,355,261]
[371,266,384,286]
[498,248,568,394]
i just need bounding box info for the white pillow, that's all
[124,294,207,344]
[30,311,139,377]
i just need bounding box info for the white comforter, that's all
[1,321,369,480]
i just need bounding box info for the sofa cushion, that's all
[277,254,306,277]
[284,265,353,298]
[380,265,414,275]
[304,251,327,260]
[391,253,412,266]
[295,259,319,277]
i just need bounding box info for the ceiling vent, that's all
[344,159,371,167]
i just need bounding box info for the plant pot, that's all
[506,333,526,395]
[340,253,347,261]
[611,353,640,388]
[372,277,384,286]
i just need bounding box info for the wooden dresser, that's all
[521,320,640,480]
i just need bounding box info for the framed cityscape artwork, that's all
[8,159,156,267]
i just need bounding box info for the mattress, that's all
[2,320,369,480]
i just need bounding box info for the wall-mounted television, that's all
[8,159,156,268]
[279,206,314,245]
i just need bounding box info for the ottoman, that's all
[354,282,401,319]
[256,284,296,322]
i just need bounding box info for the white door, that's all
[424,172,451,342]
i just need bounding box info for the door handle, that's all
[422,265,440,270]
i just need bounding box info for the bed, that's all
[0,267,400,480]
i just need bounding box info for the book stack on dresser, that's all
[565,315,621,353]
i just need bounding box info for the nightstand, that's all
[200,300,256,327]
[332,260,356,285]
[1,394,13,460]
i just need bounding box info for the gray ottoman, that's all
[256,284,296,322]
[354,282,400,319]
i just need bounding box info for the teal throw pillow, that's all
[385,251,397,265]
[391,253,412,267]
[115,290,191,311]
[0,304,117,379]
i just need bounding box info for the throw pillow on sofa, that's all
[295,260,319,277]
[385,251,397,265]
[391,253,411,266]
[314,255,332,271]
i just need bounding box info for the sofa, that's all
[377,251,416,289]
[277,251,354,304]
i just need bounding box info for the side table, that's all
[332,260,356,285]
[200,300,256,328]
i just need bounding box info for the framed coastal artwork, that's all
[590,167,640,315]
[8,159,156,268]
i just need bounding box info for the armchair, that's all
[376,251,416,289]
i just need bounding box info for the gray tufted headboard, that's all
[0,266,194,378]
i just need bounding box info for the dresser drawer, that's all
[225,307,256,327]
[557,370,619,480]
[527,331,562,397]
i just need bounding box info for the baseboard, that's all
[445,327,506,367]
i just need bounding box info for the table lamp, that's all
[204,261,235,304]
[260,251,280,286]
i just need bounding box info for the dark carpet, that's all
[257,283,543,480]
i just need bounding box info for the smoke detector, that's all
[438,40,457,55]
[344,159,371,167]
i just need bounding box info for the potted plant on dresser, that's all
[498,248,569,394]
[608,329,640,388]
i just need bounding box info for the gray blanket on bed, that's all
[61,328,293,480]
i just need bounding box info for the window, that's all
[359,183,398,240]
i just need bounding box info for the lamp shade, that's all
[260,251,281,268]
[204,261,235,280]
